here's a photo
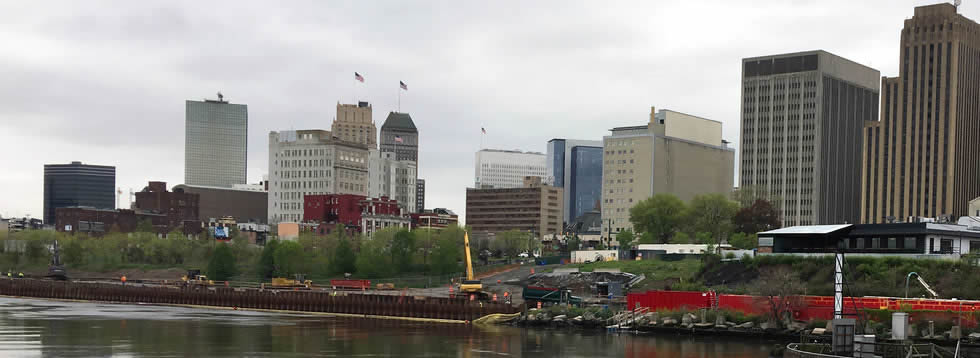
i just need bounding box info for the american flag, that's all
[354,72,364,83]
[399,81,408,90]
[481,127,486,134]
[394,135,403,143]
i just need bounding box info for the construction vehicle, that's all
[905,272,939,298]
[459,232,488,300]
[523,286,583,306]
[270,274,313,289]
[47,240,67,280]
[181,269,213,287]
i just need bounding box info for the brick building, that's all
[410,208,459,230]
[55,207,173,235]
[465,176,563,237]
[303,194,410,236]
[133,181,200,231]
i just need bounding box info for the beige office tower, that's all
[332,101,377,149]
[741,51,880,226]
[600,108,735,236]
[861,3,980,223]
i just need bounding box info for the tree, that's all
[752,266,805,327]
[390,230,416,271]
[686,194,738,244]
[258,239,279,279]
[273,241,307,277]
[615,229,635,249]
[331,237,356,275]
[430,228,462,275]
[630,194,686,243]
[732,185,782,211]
[493,230,530,258]
[566,235,582,252]
[734,199,781,234]
[729,232,758,250]
[135,219,154,234]
[355,237,392,278]
[207,244,238,281]
[671,232,691,244]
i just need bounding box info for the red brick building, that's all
[134,181,200,230]
[304,194,366,226]
[303,194,410,235]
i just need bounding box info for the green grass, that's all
[565,258,703,291]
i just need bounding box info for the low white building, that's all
[635,243,732,255]
[571,250,618,263]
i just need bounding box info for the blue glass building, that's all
[546,139,603,225]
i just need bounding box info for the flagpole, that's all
[398,86,401,112]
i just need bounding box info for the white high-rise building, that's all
[185,96,248,188]
[474,149,547,189]
[368,149,417,213]
[267,130,368,224]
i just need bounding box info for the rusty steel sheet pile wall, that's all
[0,279,518,321]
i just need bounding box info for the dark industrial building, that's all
[133,181,200,231]
[55,207,171,235]
[43,161,116,225]
[172,184,268,224]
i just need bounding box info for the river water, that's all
[0,297,784,357]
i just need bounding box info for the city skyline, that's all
[1,1,973,222]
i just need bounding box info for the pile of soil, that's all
[699,261,759,288]
[521,271,638,295]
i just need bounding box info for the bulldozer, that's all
[181,269,213,287]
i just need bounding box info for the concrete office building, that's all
[416,179,426,212]
[862,4,980,223]
[268,130,369,224]
[43,161,115,225]
[741,50,880,226]
[971,197,980,217]
[185,95,248,188]
[474,149,547,189]
[547,139,603,224]
[465,176,563,237]
[332,102,376,148]
[172,184,267,224]
[601,108,735,235]
[379,112,419,162]
[367,149,417,213]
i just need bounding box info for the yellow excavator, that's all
[459,232,487,299]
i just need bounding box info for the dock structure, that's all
[0,279,518,322]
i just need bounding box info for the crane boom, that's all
[916,276,939,298]
[464,232,474,281]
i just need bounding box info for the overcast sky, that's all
[0,0,972,221]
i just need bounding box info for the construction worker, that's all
[17,272,23,278]
[121,275,127,285]
[6,271,10,278]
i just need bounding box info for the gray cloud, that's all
[0,0,964,221]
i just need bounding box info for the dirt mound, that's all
[521,271,638,295]
[699,261,758,288]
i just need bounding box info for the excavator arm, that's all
[464,232,474,281]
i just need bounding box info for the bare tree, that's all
[753,266,805,327]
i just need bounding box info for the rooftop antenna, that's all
[217,91,224,102]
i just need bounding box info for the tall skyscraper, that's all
[43,161,115,225]
[601,108,735,235]
[267,130,369,224]
[332,102,376,148]
[741,51,880,226]
[546,139,603,224]
[474,149,547,189]
[379,112,419,162]
[185,95,248,188]
[862,4,980,223]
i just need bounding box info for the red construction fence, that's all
[627,290,980,326]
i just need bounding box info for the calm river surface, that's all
[0,297,784,357]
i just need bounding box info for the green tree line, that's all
[0,224,474,282]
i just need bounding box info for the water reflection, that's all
[0,297,780,357]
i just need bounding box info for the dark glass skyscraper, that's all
[569,146,603,224]
[43,161,116,225]
[546,139,603,224]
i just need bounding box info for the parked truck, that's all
[522,286,582,306]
